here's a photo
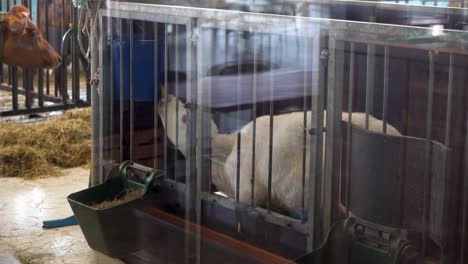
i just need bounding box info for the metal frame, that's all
[98,2,468,263]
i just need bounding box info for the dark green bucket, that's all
[68,161,163,258]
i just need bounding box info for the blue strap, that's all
[42,170,92,229]
[42,215,78,229]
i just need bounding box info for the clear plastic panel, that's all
[96,1,468,263]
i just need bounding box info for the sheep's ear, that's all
[182,115,187,124]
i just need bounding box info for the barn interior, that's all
[1,0,468,264]
[85,1,468,264]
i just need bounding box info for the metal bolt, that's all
[355,225,365,235]
[320,49,330,60]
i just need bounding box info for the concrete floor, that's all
[0,167,124,264]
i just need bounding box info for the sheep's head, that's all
[158,95,221,157]
[157,95,189,156]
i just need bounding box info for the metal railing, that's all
[0,0,90,117]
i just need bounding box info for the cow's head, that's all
[2,5,61,69]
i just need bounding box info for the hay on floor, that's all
[0,108,91,178]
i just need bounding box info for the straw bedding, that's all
[0,108,91,178]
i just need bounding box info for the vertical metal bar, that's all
[129,19,134,161]
[72,6,80,102]
[365,43,376,130]
[308,34,326,250]
[175,24,179,181]
[11,67,18,111]
[25,70,32,109]
[52,0,57,97]
[98,14,105,182]
[194,19,203,264]
[90,1,99,185]
[422,51,435,256]
[346,42,356,216]
[61,0,65,51]
[0,7,3,84]
[251,30,257,208]
[8,67,11,86]
[61,42,68,104]
[154,22,159,169]
[301,35,309,223]
[383,46,390,134]
[205,27,214,193]
[108,18,115,161]
[119,19,124,162]
[324,37,344,239]
[224,29,228,64]
[267,34,274,213]
[44,0,50,96]
[164,23,169,179]
[235,30,242,203]
[38,68,44,107]
[461,90,468,264]
[445,54,454,146]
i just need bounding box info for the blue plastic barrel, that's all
[112,35,164,102]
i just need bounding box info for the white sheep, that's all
[158,95,401,216]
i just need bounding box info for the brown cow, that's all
[2,5,61,69]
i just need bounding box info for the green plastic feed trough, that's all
[67,161,163,258]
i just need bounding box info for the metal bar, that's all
[44,0,50,96]
[24,70,32,109]
[129,19,135,161]
[346,42,356,216]
[365,43,376,130]
[224,29,228,64]
[422,51,435,256]
[193,18,202,264]
[119,19,124,162]
[0,103,88,117]
[38,69,44,107]
[236,30,242,203]
[445,54,454,146]
[52,0,57,97]
[89,0,100,185]
[72,7,80,103]
[204,27,214,192]
[0,11,3,84]
[267,34,274,213]
[251,31,257,208]
[98,14,105,182]
[109,17,115,161]
[301,36,309,223]
[60,28,70,104]
[308,35,326,250]
[164,23,169,179]
[175,24,179,181]
[461,91,468,264]
[0,84,63,103]
[383,46,390,134]
[324,38,344,240]
[154,22,159,169]
[61,0,65,51]
[11,67,18,111]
